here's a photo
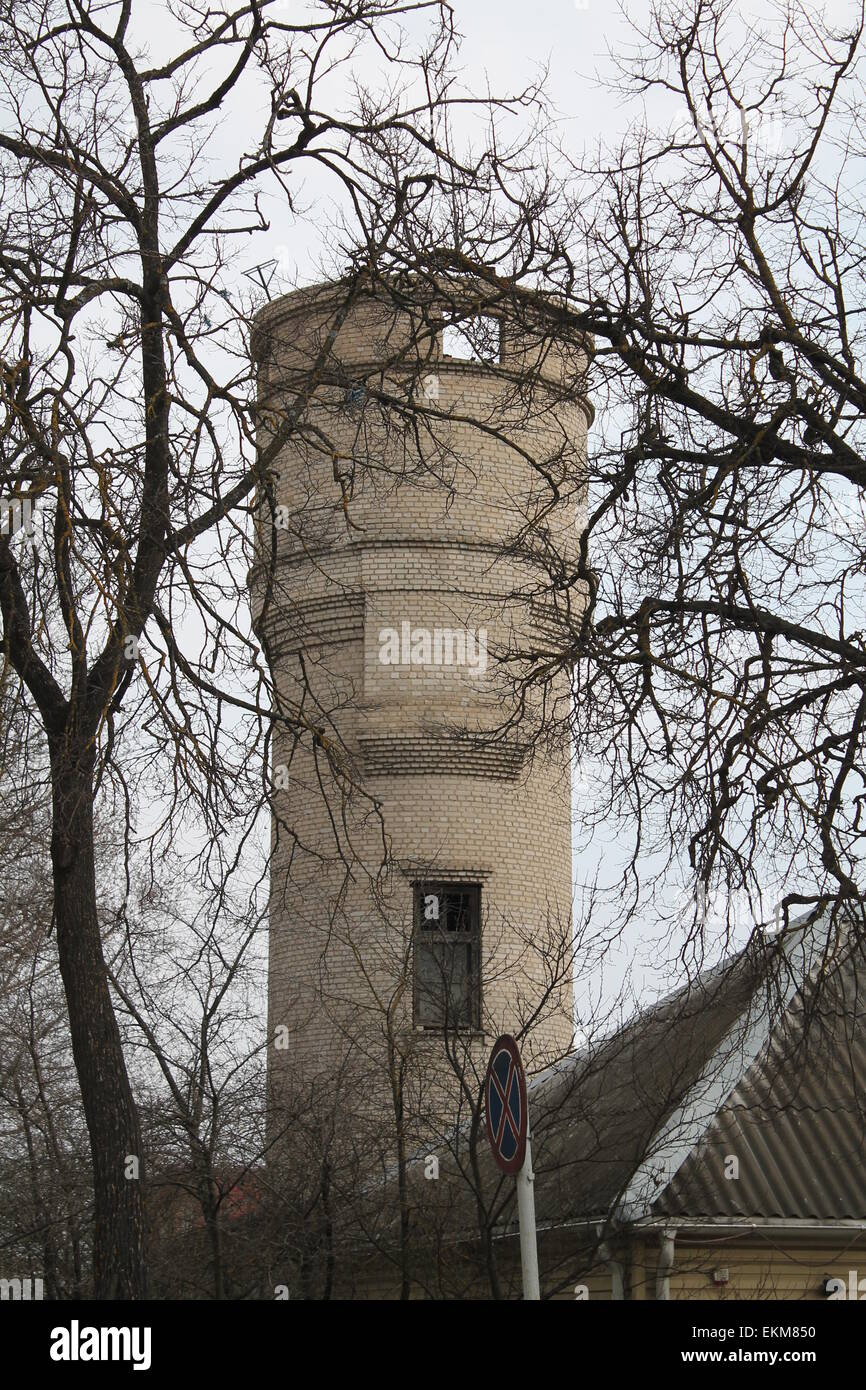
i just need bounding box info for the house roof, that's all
[654,937,866,1222]
[521,916,866,1229]
[523,944,765,1224]
[368,914,866,1283]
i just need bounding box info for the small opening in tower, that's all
[442,315,502,365]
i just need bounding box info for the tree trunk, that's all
[200,1178,226,1300]
[49,735,147,1298]
[321,1158,335,1302]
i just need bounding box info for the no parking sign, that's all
[483,1033,540,1298]
[484,1034,528,1175]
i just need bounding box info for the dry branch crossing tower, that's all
[250,278,591,1130]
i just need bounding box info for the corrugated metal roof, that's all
[656,937,866,1221]
[406,918,866,1241]
[525,946,768,1224]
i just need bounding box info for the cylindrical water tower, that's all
[250,278,590,1130]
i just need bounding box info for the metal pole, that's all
[516,1127,540,1300]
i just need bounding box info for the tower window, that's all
[413,883,481,1030]
[442,316,502,365]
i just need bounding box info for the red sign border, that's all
[484,1033,528,1175]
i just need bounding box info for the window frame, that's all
[412,881,482,1032]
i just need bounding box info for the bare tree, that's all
[0,0,555,1296]
[0,678,90,1298]
[107,870,266,1300]
[8,0,863,1305]
[400,0,866,956]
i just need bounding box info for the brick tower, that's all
[250,279,590,1134]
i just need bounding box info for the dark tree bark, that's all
[49,734,147,1298]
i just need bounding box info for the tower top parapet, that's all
[251,274,593,423]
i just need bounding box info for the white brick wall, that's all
[251,282,590,1129]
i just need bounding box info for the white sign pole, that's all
[516,1120,541,1300]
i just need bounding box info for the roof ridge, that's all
[612,913,824,1223]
